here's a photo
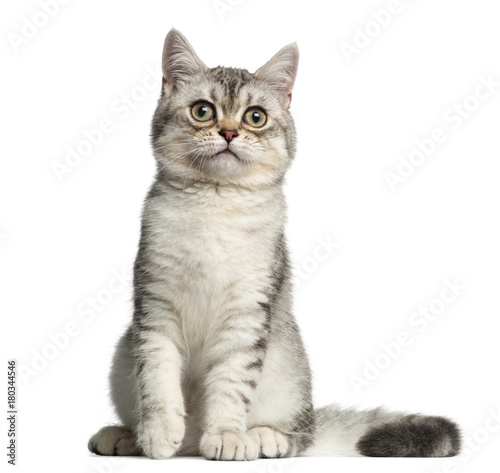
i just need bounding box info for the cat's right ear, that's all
[255,43,299,108]
[161,28,206,95]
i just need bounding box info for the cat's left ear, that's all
[161,28,207,94]
[255,43,299,107]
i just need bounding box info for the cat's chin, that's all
[197,149,245,178]
[212,149,240,161]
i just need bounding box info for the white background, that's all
[1,1,499,472]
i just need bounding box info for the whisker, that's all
[155,148,195,176]
[182,147,205,188]
[249,135,280,144]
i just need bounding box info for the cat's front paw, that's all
[137,413,185,459]
[200,431,258,461]
[248,426,292,458]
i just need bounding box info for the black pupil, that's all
[251,111,261,123]
[198,105,208,118]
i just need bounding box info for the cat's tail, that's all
[300,404,461,457]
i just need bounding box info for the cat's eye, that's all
[244,107,267,128]
[191,102,215,122]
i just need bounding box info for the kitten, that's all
[88,29,461,460]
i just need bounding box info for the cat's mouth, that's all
[212,148,240,161]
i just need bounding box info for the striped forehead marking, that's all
[209,66,254,115]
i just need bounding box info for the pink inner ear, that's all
[160,29,207,87]
[255,43,299,101]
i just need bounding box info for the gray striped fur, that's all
[88,29,461,460]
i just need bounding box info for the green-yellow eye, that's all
[191,102,215,122]
[244,107,267,128]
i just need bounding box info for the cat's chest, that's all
[144,185,281,321]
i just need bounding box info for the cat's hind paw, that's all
[88,425,140,456]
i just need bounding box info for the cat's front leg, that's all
[133,321,186,459]
[200,310,268,461]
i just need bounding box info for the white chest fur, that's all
[142,181,283,358]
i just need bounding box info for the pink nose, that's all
[219,129,238,143]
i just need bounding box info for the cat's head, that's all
[151,29,298,188]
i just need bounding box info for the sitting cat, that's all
[88,29,461,460]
